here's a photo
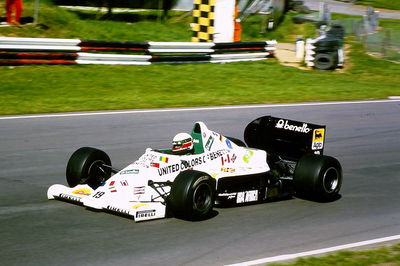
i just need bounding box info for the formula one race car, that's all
[47,116,343,222]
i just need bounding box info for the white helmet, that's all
[172,133,193,153]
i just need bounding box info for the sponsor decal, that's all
[225,139,233,149]
[136,210,156,219]
[150,162,160,168]
[158,156,204,176]
[120,169,139,175]
[218,192,237,200]
[236,190,258,204]
[140,153,158,162]
[181,156,204,168]
[156,150,229,176]
[243,150,254,163]
[205,136,214,151]
[133,161,149,169]
[159,156,169,163]
[221,167,235,173]
[120,180,129,186]
[134,186,145,195]
[72,188,91,195]
[207,149,228,161]
[275,119,311,133]
[157,163,182,176]
[109,181,117,193]
[313,129,324,141]
[131,203,150,209]
[133,153,158,168]
[219,135,225,142]
[312,128,325,150]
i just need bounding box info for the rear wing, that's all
[244,116,326,160]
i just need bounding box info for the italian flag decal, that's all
[109,181,117,193]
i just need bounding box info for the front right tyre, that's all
[169,170,216,220]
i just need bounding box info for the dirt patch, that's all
[274,43,309,70]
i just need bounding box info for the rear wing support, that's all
[244,116,326,160]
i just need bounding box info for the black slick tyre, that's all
[294,154,342,201]
[66,147,112,189]
[169,170,216,220]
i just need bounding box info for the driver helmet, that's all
[172,133,193,153]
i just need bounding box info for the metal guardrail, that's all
[0,37,277,65]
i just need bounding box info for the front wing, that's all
[47,184,166,222]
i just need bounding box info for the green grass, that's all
[269,242,400,266]
[0,1,399,115]
[356,0,400,10]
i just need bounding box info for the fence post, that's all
[34,0,40,24]
[382,29,391,58]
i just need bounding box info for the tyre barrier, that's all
[304,26,344,70]
[0,37,277,65]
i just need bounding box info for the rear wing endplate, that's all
[244,116,326,160]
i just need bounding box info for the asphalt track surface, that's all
[1,100,400,266]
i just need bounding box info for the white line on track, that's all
[226,235,400,266]
[1,99,400,120]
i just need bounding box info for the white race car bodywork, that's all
[47,122,269,222]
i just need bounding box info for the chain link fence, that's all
[360,28,400,63]
[332,16,400,63]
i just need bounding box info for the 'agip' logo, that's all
[312,128,325,150]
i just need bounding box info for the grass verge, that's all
[269,242,400,266]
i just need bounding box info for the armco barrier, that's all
[0,37,277,65]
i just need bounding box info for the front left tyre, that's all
[66,147,112,189]
[169,170,216,220]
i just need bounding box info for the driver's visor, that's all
[172,138,192,151]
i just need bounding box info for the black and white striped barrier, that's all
[0,37,277,65]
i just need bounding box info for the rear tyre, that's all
[294,154,342,201]
[169,170,216,220]
[66,147,112,189]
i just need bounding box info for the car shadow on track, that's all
[295,193,343,203]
